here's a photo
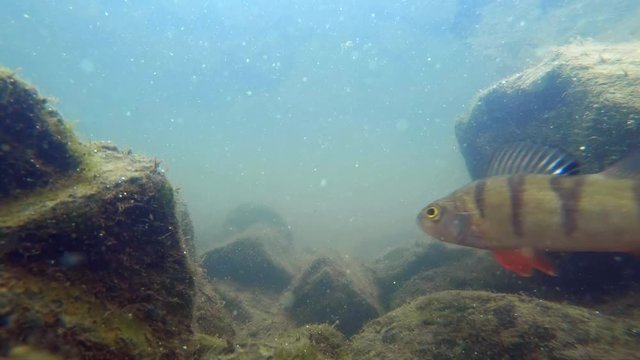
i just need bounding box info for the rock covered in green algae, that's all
[0,71,235,358]
[371,241,473,308]
[0,68,84,197]
[288,257,382,337]
[201,225,296,292]
[381,245,640,311]
[350,290,640,360]
[0,144,197,358]
[456,41,640,180]
[218,324,347,360]
[387,251,532,308]
[219,203,294,244]
[191,269,236,352]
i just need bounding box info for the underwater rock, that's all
[212,324,347,360]
[175,193,197,262]
[388,252,540,308]
[0,71,208,358]
[218,203,293,244]
[371,241,473,308]
[456,41,640,179]
[0,68,84,197]
[350,290,640,360]
[288,257,382,337]
[387,250,640,312]
[201,225,295,292]
[191,269,236,350]
[0,145,195,358]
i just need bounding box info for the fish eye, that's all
[424,206,440,220]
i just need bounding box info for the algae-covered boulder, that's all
[201,224,295,292]
[216,324,347,360]
[0,68,84,198]
[288,257,381,337]
[350,290,640,360]
[0,69,212,358]
[456,41,640,179]
[386,248,640,309]
[219,203,293,244]
[191,270,236,352]
[1,144,195,358]
[371,241,473,308]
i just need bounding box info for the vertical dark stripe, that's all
[549,176,585,237]
[633,180,640,217]
[507,175,525,238]
[474,180,486,218]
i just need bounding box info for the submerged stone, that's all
[288,257,382,337]
[0,69,233,358]
[0,68,83,197]
[350,290,640,359]
[201,225,295,292]
[0,144,197,358]
[218,203,293,244]
[456,41,640,179]
[371,241,472,308]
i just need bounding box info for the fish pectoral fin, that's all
[492,248,558,277]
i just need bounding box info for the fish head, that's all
[416,191,486,248]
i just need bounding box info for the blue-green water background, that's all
[2,1,639,257]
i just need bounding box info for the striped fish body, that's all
[417,143,640,276]
[449,173,640,252]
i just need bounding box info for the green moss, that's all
[2,269,154,358]
[7,346,62,360]
[269,325,347,360]
[190,333,233,358]
[350,291,640,359]
[0,68,88,197]
[217,324,347,360]
[273,345,322,360]
[156,179,176,212]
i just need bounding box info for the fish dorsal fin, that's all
[600,151,640,179]
[486,143,579,177]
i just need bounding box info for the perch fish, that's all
[417,143,640,276]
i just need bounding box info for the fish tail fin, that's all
[493,248,558,277]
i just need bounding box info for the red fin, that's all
[493,249,558,277]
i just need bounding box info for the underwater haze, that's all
[2,0,639,257]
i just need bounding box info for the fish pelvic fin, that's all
[492,248,558,277]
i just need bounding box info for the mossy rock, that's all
[0,142,197,358]
[456,41,640,179]
[220,203,293,243]
[388,249,640,309]
[371,241,473,308]
[218,324,347,360]
[350,290,640,359]
[0,270,154,359]
[288,257,381,337]
[201,231,294,292]
[0,68,85,198]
